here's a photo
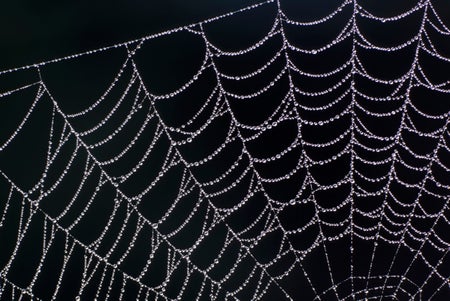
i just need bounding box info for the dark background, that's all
[0,0,449,300]
[0,0,263,70]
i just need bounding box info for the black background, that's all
[0,0,449,300]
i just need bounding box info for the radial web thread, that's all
[0,0,449,300]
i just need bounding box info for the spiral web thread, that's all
[0,0,449,300]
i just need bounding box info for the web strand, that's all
[0,0,449,300]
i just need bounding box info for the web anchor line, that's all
[0,0,275,76]
[0,0,449,300]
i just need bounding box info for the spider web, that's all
[0,0,449,300]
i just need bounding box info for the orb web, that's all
[0,0,449,300]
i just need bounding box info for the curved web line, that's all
[363,0,430,296]
[0,0,449,300]
[0,1,275,76]
[40,77,287,299]
[129,60,295,299]
[197,17,323,300]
